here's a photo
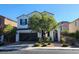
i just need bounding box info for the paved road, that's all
[0,49,79,54]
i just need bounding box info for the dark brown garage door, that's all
[19,33,38,42]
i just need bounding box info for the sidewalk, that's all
[0,42,34,51]
[21,47,72,50]
[0,42,77,51]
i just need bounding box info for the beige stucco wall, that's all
[69,21,79,33]
[4,18,17,27]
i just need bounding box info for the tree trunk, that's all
[42,30,48,39]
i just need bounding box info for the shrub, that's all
[4,28,16,44]
[60,36,65,44]
[43,37,52,43]
[67,31,79,43]
[38,38,43,43]
[65,37,76,46]
[48,42,51,45]
[35,37,52,47]
[75,31,79,39]
[34,43,41,47]
[42,43,47,47]
[69,33,75,37]
[62,43,69,47]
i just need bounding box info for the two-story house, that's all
[69,18,79,33]
[0,15,17,42]
[16,13,60,42]
[59,21,69,33]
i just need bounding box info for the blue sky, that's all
[0,4,79,22]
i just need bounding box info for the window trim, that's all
[20,19,27,25]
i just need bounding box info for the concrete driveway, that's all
[0,42,34,51]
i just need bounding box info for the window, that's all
[20,19,22,25]
[75,21,79,26]
[20,19,27,25]
[25,19,27,25]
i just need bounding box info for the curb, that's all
[1,47,79,51]
[20,47,79,50]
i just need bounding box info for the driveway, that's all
[0,42,34,51]
[0,42,70,51]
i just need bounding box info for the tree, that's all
[0,24,16,43]
[29,11,57,39]
[3,25,16,43]
[3,24,13,34]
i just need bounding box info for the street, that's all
[1,49,79,54]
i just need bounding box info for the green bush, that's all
[35,37,52,47]
[34,43,41,47]
[61,31,79,46]
[43,37,52,43]
[68,31,79,43]
[75,31,79,39]
[42,43,47,47]
[69,33,75,37]
[3,25,13,34]
[65,37,76,46]
[38,38,44,43]
[4,28,16,44]
[48,42,51,45]
[60,36,65,44]
[62,43,69,47]
[62,29,68,34]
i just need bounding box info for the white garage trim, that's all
[37,32,42,38]
[57,28,61,42]
[16,33,19,42]
[0,35,4,42]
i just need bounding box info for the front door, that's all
[54,30,58,42]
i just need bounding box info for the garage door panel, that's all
[19,33,38,41]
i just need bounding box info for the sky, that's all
[0,4,79,22]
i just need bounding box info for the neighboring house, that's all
[69,18,79,33]
[16,14,60,42]
[0,15,17,42]
[59,21,69,33]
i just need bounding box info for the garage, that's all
[19,33,38,42]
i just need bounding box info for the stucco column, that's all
[57,28,60,42]
[50,30,54,41]
[37,32,42,38]
[16,32,19,42]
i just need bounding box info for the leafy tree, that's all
[0,24,16,43]
[3,24,13,34]
[3,25,16,43]
[28,11,57,39]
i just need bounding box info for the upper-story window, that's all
[20,19,27,25]
[75,21,79,26]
